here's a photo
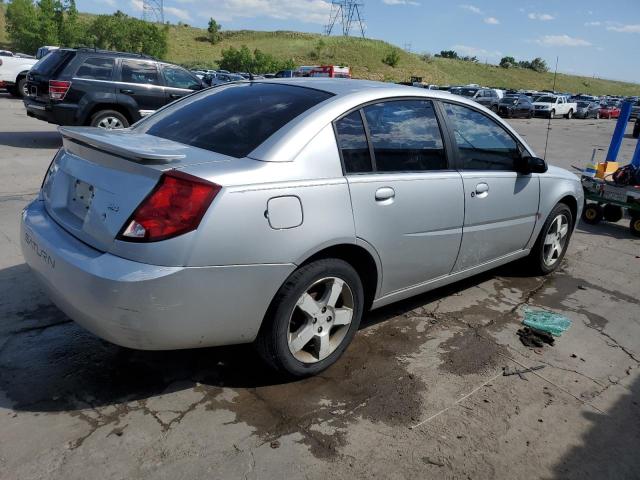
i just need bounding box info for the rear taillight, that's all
[118,170,221,242]
[49,80,71,100]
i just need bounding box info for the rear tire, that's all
[603,204,623,223]
[255,258,364,378]
[90,110,129,129]
[526,203,573,275]
[11,77,28,98]
[582,203,603,225]
[565,109,573,119]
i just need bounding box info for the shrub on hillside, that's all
[382,48,400,67]
[219,45,294,73]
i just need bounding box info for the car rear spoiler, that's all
[59,126,186,164]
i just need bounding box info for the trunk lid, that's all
[43,127,234,252]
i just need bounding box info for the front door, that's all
[335,100,465,296]
[440,102,540,271]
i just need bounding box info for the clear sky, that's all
[79,0,639,83]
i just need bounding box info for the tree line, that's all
[5,0,168,58]
[434,50,549,73]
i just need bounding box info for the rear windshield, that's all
[137,82,333,158]
[31,50,74,76]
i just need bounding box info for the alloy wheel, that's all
[97,116,125,129]
[542,214,569,268]
[287,276,354,363]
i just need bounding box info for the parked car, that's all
[210,73,245,85]
[23,48,204,129]
[633,117,639,138]
[309,65,351,78]
[532,95,577,118]
[0,53,38,97]
[498,94,534,118]
[20,80,582,377]
[575,101,601,119]
[629,99,640,121]
[599,103,621,119]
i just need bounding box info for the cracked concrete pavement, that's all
[0,94,639,479]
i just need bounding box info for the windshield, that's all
[577,101,591,108]
[535,96,556,103]
[500,96,518,103]
[136,82,333,158]
[30,50,74,76]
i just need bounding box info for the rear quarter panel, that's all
[184,123,357,267]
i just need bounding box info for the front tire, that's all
[550,109,556,119]
[526,203,573,275]
[256,258,364,378]
[90,110,130,129]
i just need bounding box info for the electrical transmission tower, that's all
[143,0,164,23]
[324,1,365,38]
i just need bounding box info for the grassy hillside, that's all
[1,3,638,96]
[165,27,640,96]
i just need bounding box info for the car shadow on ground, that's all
[0,259,536,414]
[0,131,62,149]
[549,375,640,479]
[576,219,636,240]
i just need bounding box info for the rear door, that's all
[161,64,202,105]
[339,99,464,296]
[117,59,165,116]
[441,101,539,271]
[68,56,117,104]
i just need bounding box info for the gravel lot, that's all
[1,93,639,480]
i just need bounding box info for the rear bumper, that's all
[23,98,79,125]
[21,200,295,350]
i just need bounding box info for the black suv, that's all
[24,48,204,129]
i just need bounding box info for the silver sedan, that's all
[21,79,583,377]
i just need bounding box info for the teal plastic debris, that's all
[522,309,572,337]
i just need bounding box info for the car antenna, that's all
[543,56,559,161]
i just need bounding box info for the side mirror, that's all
[515,155,548,174]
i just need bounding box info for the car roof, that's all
[243,79,534,162]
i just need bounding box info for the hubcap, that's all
[97,116,124,130]
[543,214,569,267]
[287,277,354,363]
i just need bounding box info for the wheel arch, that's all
[297,241,381,311]
[83,103,133,126]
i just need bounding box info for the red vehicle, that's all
[599,103,621,119]
[309,65,351,78]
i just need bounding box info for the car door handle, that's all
[375,187,395,202]
[120,89,134,94]
[472,182,489,198]
[169,93,182,99]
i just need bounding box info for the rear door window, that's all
[362,100,447,172]
[120,60,160,85]
[335,111,373,173]
[75,57,114,81]
[137,83,333,158]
